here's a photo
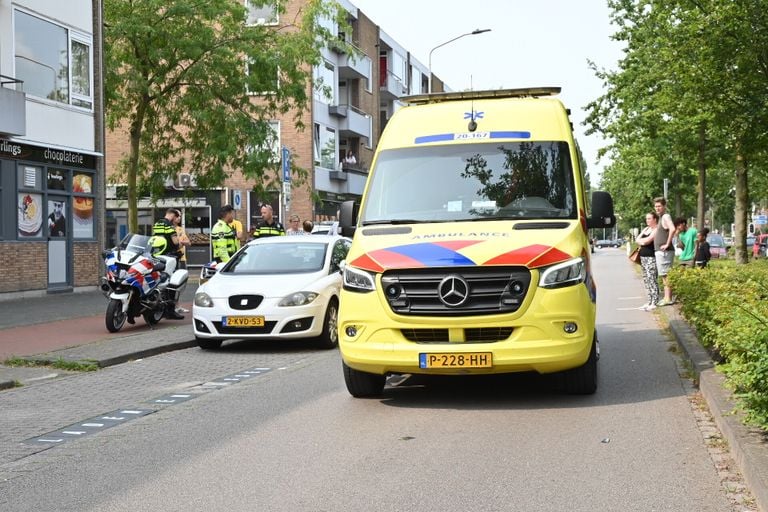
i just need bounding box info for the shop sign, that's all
[0,138,95,168]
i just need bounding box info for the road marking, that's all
[22,366,275,448]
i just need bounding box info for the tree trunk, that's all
[696,123,706,231]
[127,97,149,233]
[734,149,749,264]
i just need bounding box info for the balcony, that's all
[0,75,26,136]
[335,104,371,140]
[338,46,371,82]
[379,71,407,101]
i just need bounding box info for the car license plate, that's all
[222,316,265,327]
[419,352,493,369]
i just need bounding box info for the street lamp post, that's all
[428,28,491,93]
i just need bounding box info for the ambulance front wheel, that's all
[342,361,385,398]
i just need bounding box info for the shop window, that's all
[14,9,93,110]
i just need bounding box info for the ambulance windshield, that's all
[361,141,577,224]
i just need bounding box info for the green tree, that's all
[587,0,768,263]
[104,0,348,231]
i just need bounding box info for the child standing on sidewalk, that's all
[694,228,711,268]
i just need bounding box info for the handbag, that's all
[628,247,641,264]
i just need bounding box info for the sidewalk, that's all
[0,287,198,390]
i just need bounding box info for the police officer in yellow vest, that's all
[150,208,184,320]
[211,205,238,263]
[251,204,285,239]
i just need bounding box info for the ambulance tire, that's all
[560,337,598,395]
[343,361,385,397]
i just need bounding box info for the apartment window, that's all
[245,1,278,25]
[391,51,407,82]
[14,9,93,109]
[246,121,281,164]
[246,57,279,95]
[314,124,336,170]
[313,61,336,104]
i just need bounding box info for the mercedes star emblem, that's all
[438,275,469,307]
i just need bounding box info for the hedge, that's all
[669,260,768,428]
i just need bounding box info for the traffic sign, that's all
[282,147,291,182]
[232,189,242,210]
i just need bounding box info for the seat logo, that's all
[438,275,469,307]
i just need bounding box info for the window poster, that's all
[18,193,43,238]
[73,173,94,238]
[47,169,67,191]
[47,199,68,238]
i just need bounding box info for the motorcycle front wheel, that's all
[106,299,127,333]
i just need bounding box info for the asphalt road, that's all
[0,249,739,511]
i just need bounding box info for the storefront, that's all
[0,138,100,294]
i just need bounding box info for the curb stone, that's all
[662,304,768,512]
[0,325,198,389]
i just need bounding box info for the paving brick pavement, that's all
[0,343,331,482]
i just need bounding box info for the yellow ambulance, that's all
[337,88,615,397]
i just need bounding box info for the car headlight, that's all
[194,291,213,307]
[278,291,319,307]
[343,265,376,292]
[538,257,586,289]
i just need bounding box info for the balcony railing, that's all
[0,75,26,136]
[379,70,407,101]
[338,42,371,81]
[336,104,371,140]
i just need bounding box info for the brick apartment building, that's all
[104,0,446,268]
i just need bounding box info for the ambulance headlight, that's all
[539,257,586,289]
[343,266,376,292]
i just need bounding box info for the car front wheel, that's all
[197,337,223,350]
[315,298,339,349]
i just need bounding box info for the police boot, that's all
[165,304,185,320]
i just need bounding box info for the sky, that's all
[348,0,625,185]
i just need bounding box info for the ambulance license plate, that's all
[223,316,265,327]
[419,352,493,369]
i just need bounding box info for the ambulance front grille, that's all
[401,327,514,343]
[381,266,530,316]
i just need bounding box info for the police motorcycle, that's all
[100,234,188,333]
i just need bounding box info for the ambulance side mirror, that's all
[338,200,359,238]
[587,191,616,229]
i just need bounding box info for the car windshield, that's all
[222,242,328,274]
[360,141,577,224]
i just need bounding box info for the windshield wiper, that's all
[362,219,430,226]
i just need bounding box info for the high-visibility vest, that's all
[211,219,238,263]
[151,218,179,256]
[252,220,285,239]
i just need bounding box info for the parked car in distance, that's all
[311,221,339,236]
[193,235,351,350]
[595,239,619,248]
[707,233,727,259]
